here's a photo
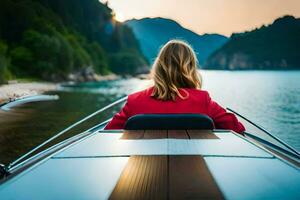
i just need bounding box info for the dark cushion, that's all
[124,114,214,130]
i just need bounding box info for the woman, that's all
[105,40,245,134]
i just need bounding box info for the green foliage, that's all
[109,50,147,75]
[66,34,91,70]
[10,46,33,76]
[0,41,12,83]
[85,42,110,74]
[19,29,74,79]
[0,0,147,82]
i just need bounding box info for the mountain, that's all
[0,0,147,83]
[125,17,228,65]
[205,15,300,70]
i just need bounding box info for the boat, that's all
[0,96,299,199]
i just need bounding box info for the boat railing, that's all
[227,107,300,160]
[7,96,128,170]
[6,117,112,175]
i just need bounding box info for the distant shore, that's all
[0,74,121,104]
[0,82,58,104]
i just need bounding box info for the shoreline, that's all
[0,74,121,104]
[0,82,58,104]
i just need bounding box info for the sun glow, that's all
[114,12,125,22]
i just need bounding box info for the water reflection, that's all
[201,70,300,150]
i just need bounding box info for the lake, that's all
[0,70,299,165]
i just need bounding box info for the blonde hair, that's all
[151,39,202,101]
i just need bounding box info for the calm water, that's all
[0,70,299,164]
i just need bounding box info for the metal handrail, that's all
[8,96,128,168]
[227,107,300,157]
[8,117,112,172]
[244,131,300,160]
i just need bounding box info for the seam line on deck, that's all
[51,155,275,159]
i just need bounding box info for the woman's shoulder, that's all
[128,87,154,101]
[127,87,210,102]
[184,88,210,97]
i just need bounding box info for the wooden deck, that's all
[110,130,223,199]
[121,130,219,140]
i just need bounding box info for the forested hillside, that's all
[205,16,300,70]
[0,0,147,83]
[126,18,228,64]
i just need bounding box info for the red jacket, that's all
[105,87,245,134]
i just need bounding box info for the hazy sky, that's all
[100,0,300,36]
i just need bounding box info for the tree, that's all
[109,50,147,75]
[0,41,12,83]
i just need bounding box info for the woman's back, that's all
[125,87,208,114]
[105,87,245,133]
